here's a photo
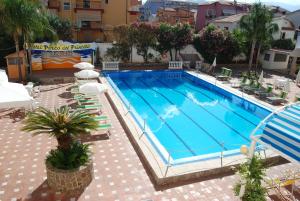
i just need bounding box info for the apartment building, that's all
[156,8,195,26]
[46,0,141,42]
[140,0,198,22]
[195,1,249,31]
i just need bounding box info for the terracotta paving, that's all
[0,83,299,201]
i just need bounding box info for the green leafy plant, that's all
[131,23,157,63]
[22,106,99,170]
[272,39,295,50]
[234,155,267,201]
[0,0,56,81]
[193,24,240,63]
[46,142,90,170]
[240,3,278,70]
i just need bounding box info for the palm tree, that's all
[22,107,99,151]
[240,3,278,71]
[255,15,278,69]
[0,0,55,82]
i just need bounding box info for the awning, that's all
[255,103,300,162]
[0,82,35,109]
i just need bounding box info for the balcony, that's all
[75,0,103,12]
[47,0,60,10]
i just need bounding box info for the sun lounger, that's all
[266,91,288,105]
[94,115,108,121]
[216,67,232,81]
[254,85,273,100]
[77,104,102,110]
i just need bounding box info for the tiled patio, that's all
[0,82,299,201]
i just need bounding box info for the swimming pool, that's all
[105,70,271,165]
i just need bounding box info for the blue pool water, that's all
[105,70,271,163]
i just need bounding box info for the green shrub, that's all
[271,39,295,50]
[234,155,267,201]
[46,142,91,170]
[193,25,240,63]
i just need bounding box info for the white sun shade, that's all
[79,83,107,95]
[74,70,99,79]
[73,62,95,70]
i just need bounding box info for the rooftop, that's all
[212,13,247,23]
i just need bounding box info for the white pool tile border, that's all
[100,71,278,183]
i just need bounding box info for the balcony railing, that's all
[75,0,103,11]
[48,0,60,9]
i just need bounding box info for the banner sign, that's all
[29,42,97,70]
[30,43,96,51]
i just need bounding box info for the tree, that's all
[173,23,193,60]
[156,23,175,60]
[193,24,240,63]
[0,0,55,82]
[131,23,157,63]
[240,3,278,70]
[22,107,99,169]
[46,13,73,41]
[105,25,137,62]
[156,23,193,61]
[234,155,267,201]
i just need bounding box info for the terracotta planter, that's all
[46,161,93,193]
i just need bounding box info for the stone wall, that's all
[46,161,93,193]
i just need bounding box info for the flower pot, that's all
[46,161,93,193]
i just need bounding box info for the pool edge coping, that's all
[99,72,281,185]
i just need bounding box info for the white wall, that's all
[96,43,201,62]
[260,49,290,70]
[211,22,239,32]
[272,17,295,40]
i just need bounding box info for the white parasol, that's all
[73,62,94,70]
[74,70,99,79]
[258,70,264,84]
[79,83,108,95]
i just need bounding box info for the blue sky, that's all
[141,0,300,11]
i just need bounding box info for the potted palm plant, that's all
[22,106,99,193]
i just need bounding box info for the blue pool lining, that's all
[105,75,175,164]
[104,70,272,166]
[185,71,272,115]
[120,78,198,156]
[171,76,258,126]
[136,78,230,149]
[151,78,250,142]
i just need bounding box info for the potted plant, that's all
[234,155,267,201]
[22,106,99,193]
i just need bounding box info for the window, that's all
[206,9,216,18]
[281,32,286,39]
[63,2,70,10]
[264,53,270,61]
[83,0,90,8]
[274,53,287,62]
[224,27,228,30]
[81,21,91,28]
[8,58,23,65]
[105,0,108,4]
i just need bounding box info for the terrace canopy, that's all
[0,82,35,110]
[239,103,300,197]
[250,102,300,163]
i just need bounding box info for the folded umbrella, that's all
[73,62,94,70]
[74,70,99,79]
[79,83,108,95]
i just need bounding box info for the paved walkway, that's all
[0,83,298,201]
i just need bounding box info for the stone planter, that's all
[46,161,93,193]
